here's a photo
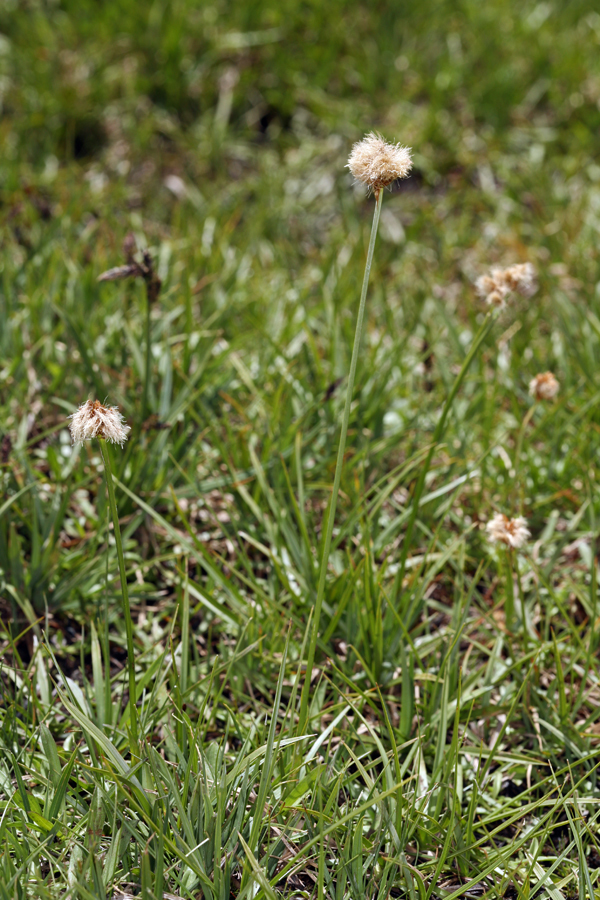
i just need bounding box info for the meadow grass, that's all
[2,0,600,897]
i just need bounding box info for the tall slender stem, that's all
[142,295,152,424]
[298,189,384,734]
[99,440,139,753]
[504,547,515,633]
[515,403,536,514]
[513,550,528,650]
[393,307,498,602]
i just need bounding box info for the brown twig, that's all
[98,234,162,421]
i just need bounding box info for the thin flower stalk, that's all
[500,547,529,636]
[514,405,536,513]
[99,440,139,754]
[515,373,558,511]
[297,133,413,730]
[69,400,138,754]
[503,547,517,635]
[392,306,500,605]
[514,551,529,651]
[298,188,384,735]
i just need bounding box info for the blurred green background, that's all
[3,0,600,437]
[4,0,600,199]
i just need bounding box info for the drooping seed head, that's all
[347,132,412,194]
[68,400,131,447]
[529,371,559,401]
[485,513,530,549]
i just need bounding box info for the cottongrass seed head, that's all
[475,262,537,309]
[347,132,412,194]
[529,371,559,401]
[486,513,530,549]
[68,400,131,447]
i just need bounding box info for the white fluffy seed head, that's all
[486,513,530,549]
[347,132,412,194]
[68,400,131,447]
[475,262,537,309]
[529,371,559,401]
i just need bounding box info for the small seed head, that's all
[347,132,412,194]
[486,513,530,549]
[475,262,537,309]
[503,263,537,296]
[68,400,131,447]
[529,371,559,401]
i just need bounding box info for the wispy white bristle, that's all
[347,132,412,193]
[68,400,131,447]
